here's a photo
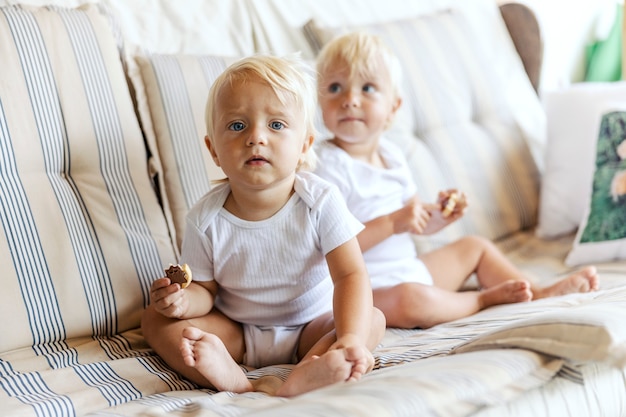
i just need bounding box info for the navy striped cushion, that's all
[0,4,175,354]
[133,54,235,249]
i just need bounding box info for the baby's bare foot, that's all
[180,326,252,393]
[479,280,532,309]
[534,266,599,299]
[276,349,354,397]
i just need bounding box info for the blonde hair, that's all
[205,54,318,172]
[316,31,403,99]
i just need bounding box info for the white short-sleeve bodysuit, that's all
[181,171,364,327]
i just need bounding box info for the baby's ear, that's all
[392,96,402,114]
[303,133,315,153]
[385,97,403,129]
[297,133,316,171]
[205,135,221,167]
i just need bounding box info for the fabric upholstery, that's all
[454,285,626,366]
[0,4,175,353]
[131,54,237,249]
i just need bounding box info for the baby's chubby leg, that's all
[142,305,247,389]
[180,326,253,393]
[180,327,365,397]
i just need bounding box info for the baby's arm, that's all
[325,237,377,377]
[357,195,430,252]
[149,278,217,319]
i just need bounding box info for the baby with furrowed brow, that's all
[314,31,599,329]
[142,53,385,397]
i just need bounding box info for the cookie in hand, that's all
[441,192,458,218]
[165,264,192,289]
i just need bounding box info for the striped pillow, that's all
[0,4,176,353]
[132,54,234,250]
[306,10,542,252]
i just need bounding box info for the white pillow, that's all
[537,82,626,239]
[565,108,626,266]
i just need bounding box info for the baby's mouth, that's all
[246,155,269,165]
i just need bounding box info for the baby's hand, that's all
[149,277,189,318]
[330,335,375,381]
[419,190,468,234]
[347,346,374,381]
[390,195,431,235]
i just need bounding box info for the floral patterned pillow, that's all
[567,110,626,266]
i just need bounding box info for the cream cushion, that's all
[131,8,543,255]
[131,7,544,254]
[0,4,175,353]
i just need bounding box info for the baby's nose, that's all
[247,127,268,145]
[343,92,360,107]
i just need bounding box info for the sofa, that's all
[0,1,625,416]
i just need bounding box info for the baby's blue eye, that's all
[328,83,341,93]
[363,84,376,93]
[229,122,245,131]
[270,121,284,130]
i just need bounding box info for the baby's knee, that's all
[395,284,441,328]
[458,235,498,256]
[399,282,437,305]
[371,307,386,337]
[460,234,490,247]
